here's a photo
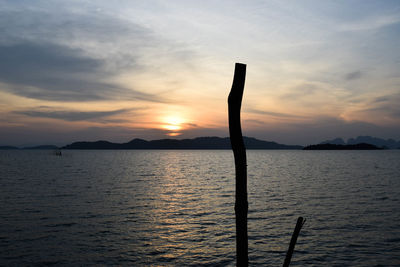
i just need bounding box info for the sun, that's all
[161,116,185,135]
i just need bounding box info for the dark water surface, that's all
[1,150,399,266]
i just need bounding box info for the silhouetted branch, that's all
[283,217,306,267]
[228,63,248,266]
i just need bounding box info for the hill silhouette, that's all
[304,143,383,150]
[62,136,303,150]
[321,136,400,149]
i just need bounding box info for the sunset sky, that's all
[1,0,399,146]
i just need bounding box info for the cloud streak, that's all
[14,107,133,122]
[0,42,168,102]
[0,4,192,103]
[363,93,400,117]
[344,71,363,81]
[244,108,307,119]
[338,13,400,32]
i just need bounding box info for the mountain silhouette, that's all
[320,138,346,145]
[304,143,383,150]
[321,136,400,149]
[62,136,303,150]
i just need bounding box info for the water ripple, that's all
[0,150,399,266]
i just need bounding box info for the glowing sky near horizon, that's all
[0,0,399,146]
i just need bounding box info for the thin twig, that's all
[283,217,305,267]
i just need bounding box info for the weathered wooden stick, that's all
[283,217,305,267]
[228,63,248,266]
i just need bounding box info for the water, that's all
[0,150,399,266]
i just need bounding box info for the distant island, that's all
[320,136,400,149]
[62,136,303,150]
[303,143,384,150]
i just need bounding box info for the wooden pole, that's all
[228,63,248,266]
[283,217,305,267]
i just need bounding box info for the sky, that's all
[1,0,400,146]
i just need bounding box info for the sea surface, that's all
[0,150,399,266]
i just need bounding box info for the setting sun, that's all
[161,115,186,136]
